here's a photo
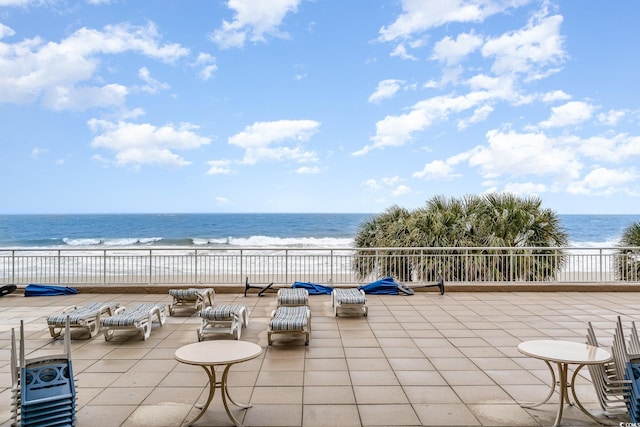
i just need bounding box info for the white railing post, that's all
[195,249,199,285]
[57,250,61,286]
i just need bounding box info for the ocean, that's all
[0,213,639,249]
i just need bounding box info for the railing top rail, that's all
[0,245,639,254]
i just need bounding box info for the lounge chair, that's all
[197,304,248,341]
[277,288,309,307]
[332,288,368,317]
[268,305,311,345]
[101,303,167,341]
[168,287,213,315]
[46,301,119,339]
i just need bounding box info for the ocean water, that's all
[0,213,638,249]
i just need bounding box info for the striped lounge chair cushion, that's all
[336,288,366,304]
[270,306,308,331]
[200,305,245,321]
[278,288,308,305]
[169,288,199,300]
[101,304,164,327]
[47,302,116,326]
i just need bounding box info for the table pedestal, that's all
[520,358,609,426]
[184,362,251,427]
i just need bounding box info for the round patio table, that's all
[517,339,612,427]
[175,340,262,427]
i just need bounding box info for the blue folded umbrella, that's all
[24,284,78,297]
[358,276,400,295]
[292,281,334,295]
[357,276,415,295]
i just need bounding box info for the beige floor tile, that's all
[92,386,154,405]
[251,386,303,404]
[256,370,304,386]
[344,347,385,358]
[440,369,497,386]
[468,403,542,426]
[305,357,348,371]
[111,371,168,387]
[453,385,516,404]
[358,404,421,426]
[302,404,361,427]
[353,385,409,404]
[413,403,481,426]
[396,370,447,386]
[404,385,462,404]
[303,385,356,404]
[388,357,433,371]
[75,405,137,427]
[305,346,345,358]
[349,370,399,386]
[304,370,352,386]
[243,404,302,426]
[121,403,192,427]
[142,386,204,405]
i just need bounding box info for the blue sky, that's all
[1,1,639,215]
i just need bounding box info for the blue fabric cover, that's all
[357,276,399,295]
[25,284,78,297]
[292,281,334,295]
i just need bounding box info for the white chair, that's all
[101,303,166,340]
[268,305,311,345]
[46,301,119,339]
[276,288,309,307]
[332,288,368,317]
[168,288,213,315]
[197,304,248,341]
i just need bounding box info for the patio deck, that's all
[1,289,638,426]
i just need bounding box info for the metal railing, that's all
[0,246,638,287]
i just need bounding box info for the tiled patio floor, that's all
[1,289,638,426]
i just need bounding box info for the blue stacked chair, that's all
[11,318,76,427]
[624,363,640,422]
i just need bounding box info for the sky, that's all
[1,0,640,215]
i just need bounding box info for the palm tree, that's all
[353,193,568,282]
[615,221,640,281]
[352,206,412,281]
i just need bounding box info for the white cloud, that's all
[392,184,410,196]
[368,79,404,104]
[215,196,230,205]
[568,167,638,195]
[355,92,494,155]
[577,133,640,163]
[431,32,483,66]
[193,52,217,81]
[598,109,626,126]
[363,176,409,197]
[482,12,565,79]
[206,160,234,175]
[503,182,547,195]
[413,159,458,180]
[0,23,189,110]
[539,101,594,128]
[379,0,525,43]
[210,0,300,49]
[0,0,33,5]
[363,179,382,191]
[541,90,571,103]
[457,104,494,129]
[31,147,47,159]
[88,119,211,168]
[136,67,170,94]
[0,23,16,38]
[228,119,320,165]
[296,166,320,174]
[466,129,582,180]
[389,43,417,60]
